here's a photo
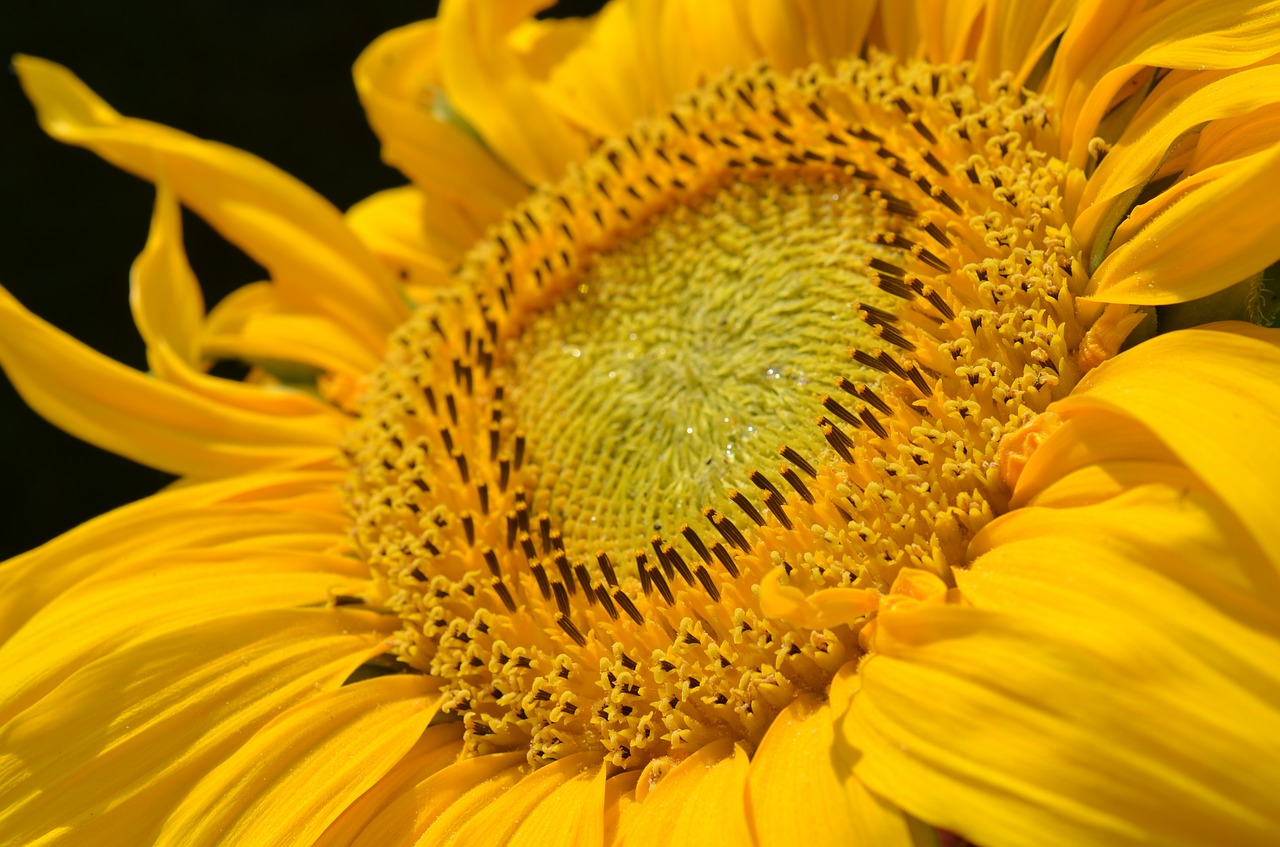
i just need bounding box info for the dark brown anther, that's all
[452,450,470,484]
[823,394,863,428]
[514,434,526,470]
[821,419,856,462]
[439,428,454,453]
[596,551,618,586]
[859,303,899,326]
[410,567,428,582]
[637,552,652,594]
[913,246,952,274]
[771,107,792,127]
[693,567,721,601]
[493,579,517,612]
[650,536,675,579]
[649,568,675,604]
[596,586,619,620]
[767,496,793,530]
[858,408,890,438]
[710,541,740,577]
[855,384,893,415]
[531,563,552,600]
[873,274,916,300]
[664,545,695,585]
[552,581,572,616]
[705,508,751,552]
[477,482,489,515]
[778,445,818,478]
[483,547,502,577]
[780,465,814,503]
[876,323,917,351]
[807,100,828,121]
[539,513,553,554]
[505,512,518,549]
[461,512,476,546]
[908,366,931,396]
[615,591,645,625]
[557,615,588,647]
[749,469,784,503]
[574,564,595,599]
[520,533,538,561]
[412,477,430,492]
[728,489,766,527]
[555,551,577,594]
[679,524,711,564]
[922,288,956,319]
[498,459,511,492]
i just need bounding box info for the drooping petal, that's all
[353,20,528,225]
[346,187,456,299]
[133,177,369,412]
[0,607,392,847]
[0,284,344,477]
[617,739,752,847]
[438,0,591,184]
[155,674,439,847]
[14,55,407,353]
[746,663,922,847]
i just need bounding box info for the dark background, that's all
[0,1,602,559]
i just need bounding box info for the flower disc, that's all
[345,55,1101,769]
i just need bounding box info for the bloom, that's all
[3,1,1280,845]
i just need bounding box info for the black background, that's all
[1,1,603,559]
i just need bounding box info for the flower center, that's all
[344,55,1115,770]
[508,174,899,563]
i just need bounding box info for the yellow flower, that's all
[3,2,1280,846]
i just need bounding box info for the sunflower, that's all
[3,1,1280,846]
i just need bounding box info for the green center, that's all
[507,175,898,560]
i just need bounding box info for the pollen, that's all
[344,55,1115,769]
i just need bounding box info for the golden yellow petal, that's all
[311,724,465,847]
[1052,324,1280,573]
[507,760,607,847]
[0,284,344,477]
[1050,0,1280,167]
[973,0,1080,88]
[14,54,407,352]
[0,550,367,727]
[451,753,605,847]
[155,674,439,847]
[0,471,346,642]
[0,608,389,847]
[746,665,921,847]
[1088,144,1280,303]
[745,0,877,71]
[1076,62,1280,260]
[134,179,356,416]
[408,754,529,846]
[353,20,528,225]
[850,492,1280,847]
[437,0,591,185]
[346,187,455,299]
[617,739,752,847]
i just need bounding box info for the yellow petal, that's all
[353,20,527,225]
[311,723,465,847]
[0,284,344,477]
[507,762,606,847]
[14,55,407,352]
[348,752,525,847]
[346,186,455,299]
[747,665,921,847]
[0,550,367,727]
[1075,62,1280,260]
[156,674,439,847]
[438,0,590,184]
[1050,1,1280,167]
[133,178,356,416]
[850,490,1280,847]
[407,754,529,846]
[0,607,390,847]
[618,739,751,847]
[452,753,605,847]
[1050,324,1280,573]
[973,0,1080,88]
[746,0,876,71]
[0,471,345,642]
[1088,143,1280,303]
